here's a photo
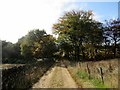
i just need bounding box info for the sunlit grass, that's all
[76,70,109,88]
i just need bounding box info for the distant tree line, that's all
[2,29,58,63]
[2,10,120,63]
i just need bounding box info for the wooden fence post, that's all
[100,67,104,84]
[87,63,91,79]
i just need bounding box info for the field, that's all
[0,64,25,70]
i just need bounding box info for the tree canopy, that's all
[2,10,120,64]
[53,10,103,60]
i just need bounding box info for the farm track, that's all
[32,61,78,88]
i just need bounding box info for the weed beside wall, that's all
[2,60,55,89]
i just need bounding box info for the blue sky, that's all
[64,2,118,22]
[81,2,118,21]
[0,0,119,43]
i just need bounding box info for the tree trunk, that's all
[95,48,98,59]
[105,45,107,59]
[77,46,80,61]
[74,45,77,61]
[104,37,107,59]
[81,46,85,60]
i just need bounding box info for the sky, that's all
[0,0,119,43]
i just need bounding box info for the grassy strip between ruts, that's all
[67,66,110,88]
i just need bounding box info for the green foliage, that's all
[41,35,58,58]
[2,41,22,63]
[19,29,57,61]
[103,19,120,58]
[2,29,58,63]
[2,10,120,63]
[19,29,46,59]
[53,10,103,60]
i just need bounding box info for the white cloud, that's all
[0,0,110,43]
[92,12,104,22]
[0,0,71,43]
[63,2,88,13]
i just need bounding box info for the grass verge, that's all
[76,70,109,88]
[67,66,110,88]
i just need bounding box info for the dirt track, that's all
[32,61,78,88]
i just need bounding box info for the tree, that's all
[19,29,46,59]
[41,35,58,58]
[2,41,13,60]
[84,21,103,60]
[2,41,22,63]
[104,19,120,57]
[19,29,57,61]
[53,10,103,61]
[56,34,73,59]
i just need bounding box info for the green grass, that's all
[77,70,89,79]
[76,70,109,88]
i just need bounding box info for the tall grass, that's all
[64,59,118,88]
[76,70,109,88]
